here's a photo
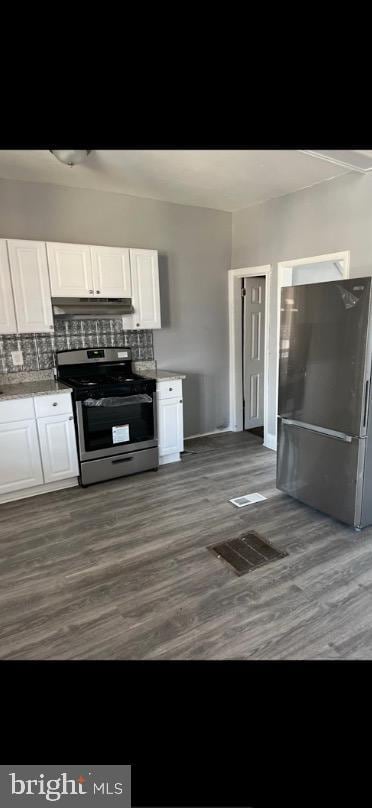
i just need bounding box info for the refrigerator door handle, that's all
[363,379,370,427]
[280,418,354,443]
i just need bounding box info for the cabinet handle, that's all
[179,400,183,403]
[136,323,140,327]
[89,289,94,294]
[69,416,74,420]
[96,290,100,294]
[49,325,54,330]
[169,387,173,391]
[52,402,58,407]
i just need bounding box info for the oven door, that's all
[76,392,158,461]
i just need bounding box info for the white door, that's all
[128,249,161,329]
[0,419,43,493]
[158,398,183,456]
[7,240,54,333]
[91,246,131,298]
[47,242,94,297]
[243,276,265,430]
[0,240,17,333]
[37,414,79,483]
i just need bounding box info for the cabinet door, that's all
[7,240,54,333]
[0,240,17,333]
[0,418,43,494]
[46,242,94,297]
[129,249,161,329]
[37,414,79,483]
[158,397,183,456]
[91,246,131,298]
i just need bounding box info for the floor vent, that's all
[208,531,287,576]
[229,493,266,508]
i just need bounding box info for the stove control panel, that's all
[87,349,105,359]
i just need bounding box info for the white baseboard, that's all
[185,428,231,440]
[264,432,277,451]
[0,477,79,506]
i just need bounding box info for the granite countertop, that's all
[139,370,186,382]
[0,380,72,402]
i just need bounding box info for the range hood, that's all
[52,297,134,319]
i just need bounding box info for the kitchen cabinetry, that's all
[0,392,79,504]
[5,240,53,333]
[0,398,43,495]
[127,248,161,330]
[91,246,131,298]
[157,379,184,464]
[0,239,162,336]
[47,242,132,300]
[37,413,79,483]
[0,240,17,333]
[46,242,94,297]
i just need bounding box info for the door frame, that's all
[228,265,272,448]
[275,250,350,448]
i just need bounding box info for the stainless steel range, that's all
[56,348,158,486]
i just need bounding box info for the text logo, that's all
[1,766,131,807]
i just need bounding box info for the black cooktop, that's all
[65,372,144,387]
[58,368,156,401]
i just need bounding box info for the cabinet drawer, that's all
[0,397,35,423]
[34,393,73,418]
[157,379,182,400]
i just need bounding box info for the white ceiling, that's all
[0,149,353,212]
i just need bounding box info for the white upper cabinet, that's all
[129,249,161,329]
[47,242,94,297]
[7,240,54,333]
[91,246,131,298]
[0,240,17,333]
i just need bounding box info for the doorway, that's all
[242,275,266,442]
[228,265,272,448]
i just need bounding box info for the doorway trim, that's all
[275,249,350,448]
[228,265,272,449]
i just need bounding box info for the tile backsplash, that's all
[0,318,154,374]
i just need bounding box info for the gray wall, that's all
[0,178,232,437]
[232,171,372,440]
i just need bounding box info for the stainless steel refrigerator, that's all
[276,277,372,528]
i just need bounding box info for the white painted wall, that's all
[232,171,372,439]
[291,261,342,286]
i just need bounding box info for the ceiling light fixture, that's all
[49,149,91,167]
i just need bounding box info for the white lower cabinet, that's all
[157,380,184,464]
[0,418,43,494]
[37,414,79,483]
[0,393,79,503]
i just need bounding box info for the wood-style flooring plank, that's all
[1,430,372,659]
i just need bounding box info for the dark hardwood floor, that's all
[1,431,372,659]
